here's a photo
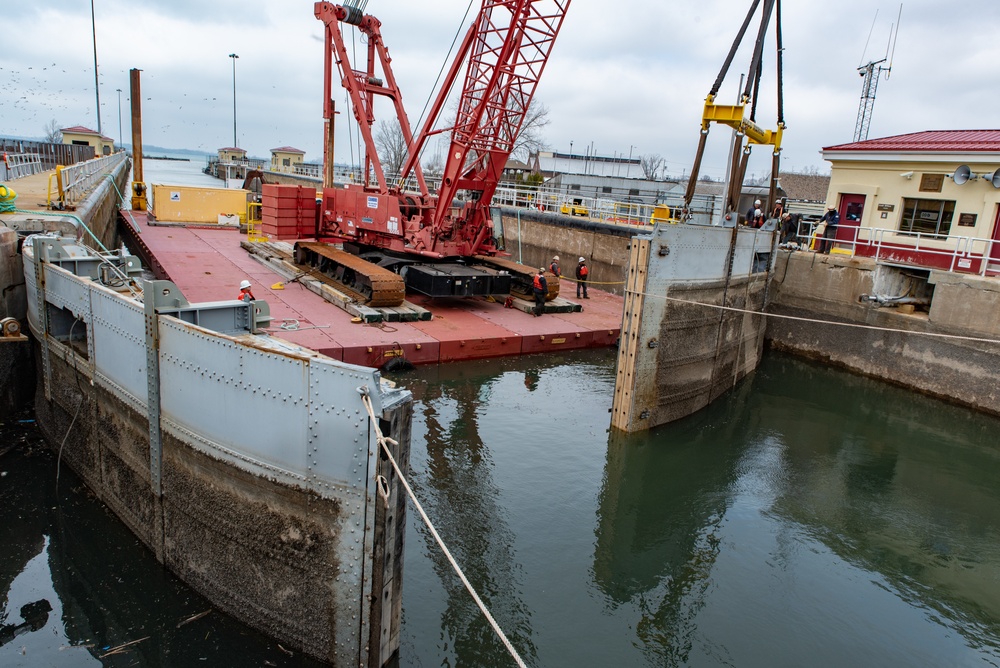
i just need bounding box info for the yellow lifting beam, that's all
[701,95,784,150]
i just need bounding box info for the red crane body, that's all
[313,0,571,261]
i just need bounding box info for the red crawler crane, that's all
[294,0,570,305]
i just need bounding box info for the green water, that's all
[2,350,1000,666]
[395,350,1000,667]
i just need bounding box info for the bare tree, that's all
[43,119,62,144]
[422,152,444,179]
[640,154,665,180]
[444,96,550,163]
[510,98,549,161]
[374,119,409,177]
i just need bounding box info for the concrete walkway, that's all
[2,169,58,212]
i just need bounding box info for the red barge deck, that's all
[123,211,622,366]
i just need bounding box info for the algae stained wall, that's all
[767,251,1000,417]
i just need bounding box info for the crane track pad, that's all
[295,243,406,307]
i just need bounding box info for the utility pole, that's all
[229,53,239,147]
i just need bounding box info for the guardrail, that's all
[57,152,128,204]
[789,222,1000,277]
[2,152,44,180]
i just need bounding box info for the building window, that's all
[602,186,612,194]
[570,184,581,191]
[629,188,639,196]
[283,158,291,166]
[899,198,954,236]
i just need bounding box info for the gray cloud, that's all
[4,0,998,177]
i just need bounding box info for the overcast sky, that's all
[5,1,999,180]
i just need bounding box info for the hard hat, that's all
[579,256,586,262]
[540,267,546,273]
[754,199,761,205]
[239,279,252,290]
[754,209,762,217]
[827,204,836,210]
[553,255,559,261]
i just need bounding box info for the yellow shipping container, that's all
[151,185,249,224]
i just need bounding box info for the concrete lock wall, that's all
[151,185,249,224]
[77,156,131,250]
[499,208,635,294]
[768,251,1000,417]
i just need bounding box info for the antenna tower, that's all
[853,5,901,142]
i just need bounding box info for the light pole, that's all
[90,0,102,134]
[228,53,239,148]
[116,88,123,150]
[626,145,634,178]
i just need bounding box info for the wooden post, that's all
[611,236,651,432]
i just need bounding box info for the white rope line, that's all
[627,289,1000,346]
[360,391,528,668]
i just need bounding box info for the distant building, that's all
[502,158,531,182]
[530,150,641,179]
[218,147,247,163]
[822,129,1000,273]
[61,126,114,156]
[270,146,306,173]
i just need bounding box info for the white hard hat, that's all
[239,279,252,290]
[540,267,546,273]
[553,255,559,261]
[754,209,762,217]
[579,256,586,262]
[754,199,761,205]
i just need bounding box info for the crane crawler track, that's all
[294,242,406,307]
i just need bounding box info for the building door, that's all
[837,194,866,249]
[989,205,1000,268]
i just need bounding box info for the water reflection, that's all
[757,356,1000,658]
[0,419,323,667]
[593,380,753,665]
[406,359,539,666]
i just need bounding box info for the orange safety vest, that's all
[579,264,588,277]
[533,274,543,290]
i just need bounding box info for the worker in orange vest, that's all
[237,279,256,302]
[549,255,561,277]
[532,268,547,317]
[575,257,589,299]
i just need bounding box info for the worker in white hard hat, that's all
[745,198,763,226]
[575,257,589,299]
[236,279,256,302]
[549,254,561,277]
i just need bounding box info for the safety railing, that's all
[2,153,44,180]
[787,222,1000,276]
[246,202,267,242]
[57,152,127,204]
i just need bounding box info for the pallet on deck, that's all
[240,240,432,324]
[506,294,583,314]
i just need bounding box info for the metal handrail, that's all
[3,153,44,180]
[792,221,999,276]
[58,152,127,204]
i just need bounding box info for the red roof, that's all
[825,130,1000,153]
[270,146,305,154]
[61,125,100,135]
